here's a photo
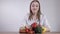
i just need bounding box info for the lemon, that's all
[42,27,46,32]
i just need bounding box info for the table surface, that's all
[0,32,60,34]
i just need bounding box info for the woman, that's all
[20,0,51,33]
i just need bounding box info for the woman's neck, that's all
[32,14,38,20]
[33,13,37,16]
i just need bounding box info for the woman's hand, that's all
[43,26,50,32]
[19,29,26,33]
[19,26,26,33]
[45,27,50,32]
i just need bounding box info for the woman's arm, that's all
[19,16,27,33]
[42,15,51,32]
[19,14,30,33]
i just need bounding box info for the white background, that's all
[0,0,60,32]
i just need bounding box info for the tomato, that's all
[31,22,37,28]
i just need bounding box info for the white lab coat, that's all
[20,14,51,29]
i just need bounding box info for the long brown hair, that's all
[29,0,41,21]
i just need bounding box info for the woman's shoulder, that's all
[40,14,47,19]
[40,14,44,18]
[24,13,30,20]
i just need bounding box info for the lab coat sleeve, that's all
[19,14,29,30]
[19,15,28,30]
[42,15,51,29]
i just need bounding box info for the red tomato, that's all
[31,22,37,28]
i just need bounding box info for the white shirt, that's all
[20,14,51,29]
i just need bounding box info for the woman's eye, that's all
[32,5,34,7]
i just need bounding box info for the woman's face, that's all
[31,1,39,15]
